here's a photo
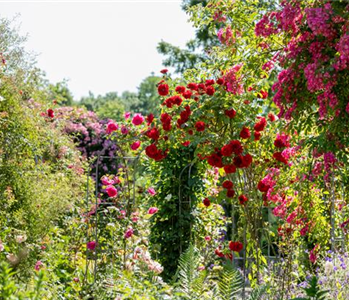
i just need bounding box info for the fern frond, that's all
[218,263,244,300]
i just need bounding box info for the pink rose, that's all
[106,121,118,134]
[106,185,118,198]
[121,126,129,135]
[131,141,141,151]
[147,187,156,196]
[148,207,158,215]
[87,241,97,250]
[124,112,131,120]
[124,228,134,239]
[132,113,145,126]
[35,260,43,271]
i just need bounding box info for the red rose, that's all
[273,152,288,164]
[182,141,190,147]
[158,84,169,96]
[183,90,192,99]
[226,189,235,198]
[187,82,198,91]
[257,180,270,193]
[205,79,215,86]
[254,117,267,132]
[206,85,215,96]
[230,140,243,155]
[215,248,224,258]
[268,112,276,122]
[146,128,160,140]
[195,121,205,132]
[160,69,168,74]
[161,113,172,131]
[224,108,236,118]
[242,154,253,168]
[147,113,154,124]
[222,180,233,189]
[47,109,54,118]
[221,143,233,157]
[233,155,244,168]
[229,241,243,252]
[145,144,158,158]
[175,86,186,93]
[207,153,223,168]
[254,131,261,141]
[216,78,224,85]
[224,164,236,174]
[240,127,251,139]
[203,198,211,207]
[238,194,248,205]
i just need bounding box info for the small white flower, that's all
[0,241,4,252]
[324,261,334,274]
[165,194,172,200]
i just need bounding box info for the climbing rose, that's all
[47,109,54,118]
[274,133,290,148]
[207,153,223,168]
[238,194,248,205]
[106,121,118,134]
[148,207,158,214]
[158,83,169,96]
[124,228,134,239]
[146,188,156,196]
[224,108,236,118]
[147,113,154,124]
[221,143,233,157]
[146,128,160,140]
[132,113,144,126]
[230,140,243,155]
[254,131,261,141]
[206,85,215,96]
[229,241,243,252]
[268,113,276,122]
[87,241,97,251]
[106,185,118,198]
[160,69,168,74]
[175,86,186,93]
[34,260,43,271]
[183,90,192,99]
[130,141,141,150]
[254,117,267,132]
[215,248,224,258]
[203,198,211,207]
[222,180,234,189]
[224,164,236,174]
[187,82,198,91]
[240,127,251,139]
[124,112,131,119]
[195,121,205,132]
[242,154,253,168]
[227,189,235,198]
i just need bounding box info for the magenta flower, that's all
[87,241,97,251]
[101,176,114,186]
[147,187,156,196]
[106,121,118,134]
[124,112,131,120]
[148,207,158,215]
[34,260,43,271]
[121,126,129,135]
[106,185,117,198]
[132,113,145,126]
[124,228,134,239]
[131,141,141,151]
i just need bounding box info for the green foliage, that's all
[148,147,205,281]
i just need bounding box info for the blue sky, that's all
[0,1,196,99]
